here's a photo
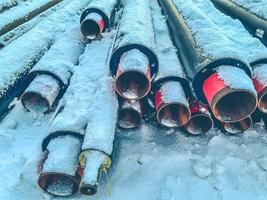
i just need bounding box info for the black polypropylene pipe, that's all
[211,0,267,46]
[158,0,256,123]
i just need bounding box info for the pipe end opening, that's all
[185,114,213,135]
[21,92,50,113]
[80,184,98,195]
[81,19,101,40]
[224,117,252,134]
[118,108,141,129]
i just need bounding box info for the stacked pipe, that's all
[21,26,85,114]
[80,0,118,40]
[0,0,92,118]
[211,0,267,46]
[38,35,117,196]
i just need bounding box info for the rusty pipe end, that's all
[258,88,267,113]
[157,103,190,128]
[118,108,142,129]
[80,13,104,40]
[224,116,252,134]
[21,92,50,113]
[115,70,151,100]
[185,114,213,135]
[38,172,80,197]
[203,69,257,123]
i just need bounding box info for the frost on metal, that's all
[233,0,267,19]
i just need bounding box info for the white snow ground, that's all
[1,0,267,200]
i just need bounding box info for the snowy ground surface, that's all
[1,0,267,200]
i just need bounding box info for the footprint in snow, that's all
[192,160,212,178]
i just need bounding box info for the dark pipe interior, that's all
[21,92,50,113]
[224,117,252,134]
[118,108,141,129]
[185,114,213,135]
[81,19,101,40]
[80,184,98,195]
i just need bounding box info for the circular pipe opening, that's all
[212,88,257,122]
[38,173,79,197]
[118,108,141,129]
[185,114,213,135]
[81,19,101,40]
[224,117,252,134]
[80,184,98,195]
[258,88,267,114]
[21,92,50,113]
[157,103,190,128]
[115,70,151,100]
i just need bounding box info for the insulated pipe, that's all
[0,0,63,36]
[38,135,82,197]
[223,116,252,134]
[0,0,92,117]
[21,27,85,113]
[210,0,267,46]
[110,0,158,100]
[150,0,190,128]
[158,0,256,123]
[80,0,118,40]
[185,100,213,135]
[118,99,142,129]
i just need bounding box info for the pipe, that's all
[185,100,213,135]
[0,0,64,36]
[158,0,256,123]
[80,0,118,40]
[110,0,158,100]
[252,64,267,114]
[115,49,151,99]
[21,26,85,113]
[118,99,142,129]
[38,135,82,197]
[223,116,252,134]
[210,0,267,46]
[21,75,60,113]
[0,0,92,118]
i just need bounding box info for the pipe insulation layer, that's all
[118,99,142,129]
[0,0,92,116]
[21,25,85,113]
[150,0,191,128]
[185,100,213,135]
[211,0,267,45]
[0,0,63,36]
[43,34,115,151]
[158,0,259,122]
[38,136,82,197]
[223,116,252,134]
[80,0,118,40]
[110,0,158,99]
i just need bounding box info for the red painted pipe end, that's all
[223,116,252,134]
[185,101,213,135]
[203,68,257,122]
[80,12,104,40]
[155,82,190,128]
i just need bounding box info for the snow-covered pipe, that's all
[115,49,151,99]
[0,0,64,36]
[0,0,92,117]
[185,100,213,135]
[223,116,252,134]
[211,0,267,46]
[252,64,267,114]
[158,0,257,123]
[110,0,158,100]
[118,99,142,129]
[0,0,21,11]
[38,135,82,197]
[79,76,117,195]
[21,27,85,113]
[150,0,190,128]
[80,0,118,40]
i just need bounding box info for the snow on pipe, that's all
[21,27,85,113]
[0,0,92,117]
[118,99,142,129]
[184,100,213,135]
[158,0,257,123]
[110,0,158,100]
[78,78,118,195]
[38,135,82,197]
[0,0,64,36]
[80,0,118,40]
[252,64,267,114]
[150,0,191,128]
[210,0,267,46]
[0,0,22,11]
[223,116,252,134]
